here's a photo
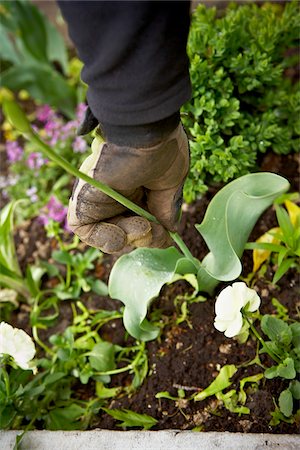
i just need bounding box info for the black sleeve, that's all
[58,0,191,127]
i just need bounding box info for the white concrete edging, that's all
[1,430,299,450]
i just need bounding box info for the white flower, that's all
[214,282,261,338]
[0,322,36,371]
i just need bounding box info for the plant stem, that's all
[29,129,198,267]
[32,325,54,356]
[170,231,200,269]
[29,130,158,223]
[1,365,10,398]
[245,316,281,364]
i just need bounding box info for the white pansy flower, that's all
[214,282,261,338]
[0,322,36,371]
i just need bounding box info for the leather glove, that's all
[67,122,189,254]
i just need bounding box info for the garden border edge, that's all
[1,430,299,450]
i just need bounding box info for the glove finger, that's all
[147,182,185,232]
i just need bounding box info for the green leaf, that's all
[90,279,108,296]
[13,0,48,63]
[194,364,238,401]
[101,408,158,430]
[196,173,289,292]
[290,322,300,349]
[264,357,296,380]
[239,373,263,405]
[88,342,116,372]
[95,382,121,399]
[279,389,293,417]
[1,64,76,118]
[273,258,297,284]
[47,404,86,430]
[275,204,295,249]
[0,26,21,64]
[261,315,292,347]
[45,20,68,74]
[289,380,300,400]
[109,247,188,341]
[52,250,73,265]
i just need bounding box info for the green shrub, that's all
[182,1,300,202]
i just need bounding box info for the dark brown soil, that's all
[8,152,300,434]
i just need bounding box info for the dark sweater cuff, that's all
[98,112,180,147]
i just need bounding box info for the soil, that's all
[6,152,300,434]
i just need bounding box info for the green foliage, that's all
[43,247,108,300]
[0,201,44,301]
[261,315,300,381]
[246,199,300,283]
[194,364,237,401]
[0,0,76,117]
[101,408,158,430]
[182,1,300,201]
[109,173,289,341]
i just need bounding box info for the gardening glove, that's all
[68,118,189,254]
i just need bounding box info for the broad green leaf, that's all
[261,315,292,347]
[279,389,293,417]
[289,380,300,400]
[264,358,296,380]
[45,20,68,74]
[290,322,300,349]
[47,404,86,430]
[0,26,21,65]
[109,247,191,341]
[196,173,289,292]
[91,279,109,296]
[88,341,116,372]
[12,0,48,63]
[1,64,76,118]
[101,408,158,430]
[194,364,237,401]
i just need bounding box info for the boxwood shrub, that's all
[182,1,300,202]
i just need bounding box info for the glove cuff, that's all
[98,112,180,147]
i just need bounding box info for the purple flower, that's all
[36,105,56,123]
[6,141,23,163]
[39,196,68,225]
[76,103,87,124]
[27,152,47,170]
[26,186,38,202]
[73,136,87,153]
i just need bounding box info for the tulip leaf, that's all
[196,173,290,292]
[109,247,195,341]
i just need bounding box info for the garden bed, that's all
[6,152,299,435]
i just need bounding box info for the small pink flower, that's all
[27,152,46,170]
[6,141,23,163]
[26,186,38,202]
[76,103,87,124]
[73,136,87,153]
[39,196,67,225]
[36,105,56,123]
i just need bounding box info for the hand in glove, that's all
[68,119,189,254]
